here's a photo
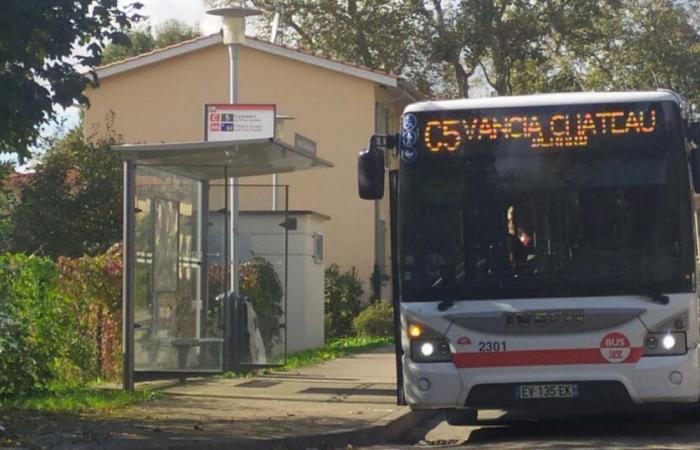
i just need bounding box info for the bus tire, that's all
[445,408,478,426]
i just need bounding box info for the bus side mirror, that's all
[691,147,700,193]
[358,147,385,199]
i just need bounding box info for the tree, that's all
[256,1,420,73]
[204,0,424,79]
[239,0,612,98]
[0,1,142,160]
[413,0,618,97]
[576,0,700,105]
[242,0,700,104]
[101,28,155,65]
[101,19,202,65]
[155,19,202,48]
[9,122,123,258]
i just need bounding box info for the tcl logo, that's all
[457,336,471,345]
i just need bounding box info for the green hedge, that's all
[0,248,123,397]
[0,254,78,396]
[353,300,394,337]
[324,264,364,340]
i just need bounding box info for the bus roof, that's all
[405,91,680,113]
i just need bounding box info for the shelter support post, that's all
[228,43,240,295]
[197,180,209,342]
[122,160,136,391]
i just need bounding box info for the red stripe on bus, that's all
[452,347,644,368]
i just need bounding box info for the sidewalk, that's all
[5,346,430,449]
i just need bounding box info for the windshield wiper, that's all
[643,289,670,305]
[437,299,455,311]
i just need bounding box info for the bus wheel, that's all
[445,408,478,426]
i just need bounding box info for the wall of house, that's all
[85,44,229,143]
[236,45,378,286]
[84,41,394,297]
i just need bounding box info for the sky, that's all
[124,0,222,35]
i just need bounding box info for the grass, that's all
[284,335,393,370]
[0,382,161,415]
[222,335,393,378]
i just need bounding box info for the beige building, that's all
[85,33,417,298]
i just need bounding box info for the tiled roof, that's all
[94,32,400,86]
[3,172,33,187]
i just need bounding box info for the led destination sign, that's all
[422,108,657,152]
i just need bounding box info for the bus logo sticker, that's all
[457,336,472,345]
[600,332,631,363]
[403,114,417,130]
[401,147,417,163]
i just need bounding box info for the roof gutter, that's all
[382,78,421,110]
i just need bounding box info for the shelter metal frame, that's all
[117,138,332,390]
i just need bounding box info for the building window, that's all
[313,233,324,263]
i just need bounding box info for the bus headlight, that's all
[662,334,676,350]
[420,342,435,356]
[407,321,452,362]
[644,332,686,356]
[411,339,452,362]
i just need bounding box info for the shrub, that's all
[9,125,123,259]
[239,257,284,356]
[353,300,394,337]
[0,254,77,396]
[57,244,123,379]
[0,246,124,397]
[324,264,363,340]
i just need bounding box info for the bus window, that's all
[399,101,694,301]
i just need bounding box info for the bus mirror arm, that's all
[690,146,700,193]
[370,134,399,154]
[689,121,700,194]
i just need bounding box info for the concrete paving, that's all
[3,346,429,449]
[364,408,700,449]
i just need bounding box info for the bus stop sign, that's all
[205,104,276,142]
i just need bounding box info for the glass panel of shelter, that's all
[133,166,224,373]
[132,165,288,376]
[217,183,289,368]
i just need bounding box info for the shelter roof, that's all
[112,138,333,180]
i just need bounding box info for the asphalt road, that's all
[363,407,700,449]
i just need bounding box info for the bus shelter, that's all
[115,138,332,389]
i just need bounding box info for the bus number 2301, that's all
[478,341,507,352]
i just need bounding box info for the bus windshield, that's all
[398,101,694,301]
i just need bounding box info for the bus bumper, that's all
[403,348,700,409]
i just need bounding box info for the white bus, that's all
[358,91,700,423]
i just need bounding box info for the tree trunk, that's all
[96,305,104,376]
[453,61,471,98]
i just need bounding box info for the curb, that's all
[163,408,438,450]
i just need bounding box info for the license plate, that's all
[516,384,578,399]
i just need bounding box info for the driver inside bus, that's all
[507,206,533,265]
